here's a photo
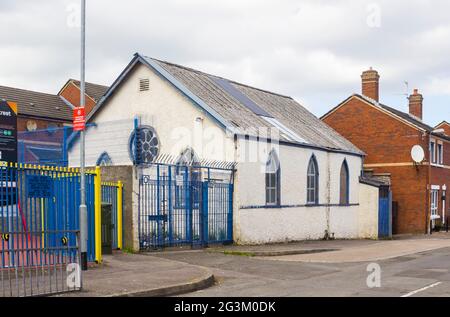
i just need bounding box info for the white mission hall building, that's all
[69,53,381,249]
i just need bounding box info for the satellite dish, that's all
[26,120,37,132]
[411,145,425,163]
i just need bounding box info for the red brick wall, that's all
[430,138,450,227]
[59,82,96,115]
[17,117,66,132]
[323,96,432,234]
[438,123,450,136]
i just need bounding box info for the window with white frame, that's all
[265,150,280,206]
[430,140,436,164]
[307,155,319,205]
[431,189,439,218]
[437,142,443,165]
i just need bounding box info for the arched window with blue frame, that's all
[340,159,350,205]
[96,151,113,166]
[266,150,281,206]
[307,155,319,205]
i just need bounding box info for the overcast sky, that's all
[1,0,449,126]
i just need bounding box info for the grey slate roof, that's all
[70,80,109,103]
[0,85,72,121]
[354,94,450,141]
[147,57,363,155]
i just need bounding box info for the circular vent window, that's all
[129,126,160,165]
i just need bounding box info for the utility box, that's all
[101,203,113,255]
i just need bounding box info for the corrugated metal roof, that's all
[0,85,71,121]
[148,57,362,155]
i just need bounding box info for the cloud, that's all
[0,0,448,124]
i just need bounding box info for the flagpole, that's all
[79,0,88,271]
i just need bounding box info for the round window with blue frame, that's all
[129,125,160,165]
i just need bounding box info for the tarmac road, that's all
[153,246,450,297]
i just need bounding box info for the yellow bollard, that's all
[117,181,123,250]
[94,166,102,263]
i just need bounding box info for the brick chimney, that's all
[361,68,380,102]
[409,89,423,120]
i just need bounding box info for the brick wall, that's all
[430,138,450,227]
[17,117,66,132]
[59,82,96,115]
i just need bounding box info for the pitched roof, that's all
[89,53,362,155]
[0,85,72,121]
[324,93,450,141]
[67,80,109,102]
[436,120,450,128]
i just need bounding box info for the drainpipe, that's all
[426,132,432,234]
[326,152,331,237]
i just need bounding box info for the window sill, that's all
[240,203,359,210]
[431,163,445,168]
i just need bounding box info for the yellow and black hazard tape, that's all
[1,233,9,241]
[61,236,68,246]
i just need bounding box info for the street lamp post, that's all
[79,0,88,271]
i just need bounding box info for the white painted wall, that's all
[234,138,378,244]
[358,183,379,239]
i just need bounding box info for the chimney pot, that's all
[361,68,380,102]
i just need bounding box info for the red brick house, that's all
[322,69,450,234]
[58,79,108,116]
[436,121,450,136]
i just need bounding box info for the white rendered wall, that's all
[233,138,376,244]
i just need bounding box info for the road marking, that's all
[401,282,442,297]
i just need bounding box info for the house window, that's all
[307,155,319,205]
[430,140,436,164]
[437,143,443,165]
[265,150,280,206]
[431,189,439,218]
[340,160,349,205]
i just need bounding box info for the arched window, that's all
[175,148,201,208]
[307,155,319,205]
[340,160,349,205]
[96,152,113,166]
[266,150,280,206]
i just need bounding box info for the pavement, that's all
[58,252,214,297]
[263,238,450,263]
[208,233,450,263]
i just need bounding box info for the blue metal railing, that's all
[0,165,96,268]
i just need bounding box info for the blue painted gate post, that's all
[227,184,233,243]
[201,181,209,247]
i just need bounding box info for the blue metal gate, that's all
[138,164,233,250]
[378,187,392,238]
[0,164,97,296]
